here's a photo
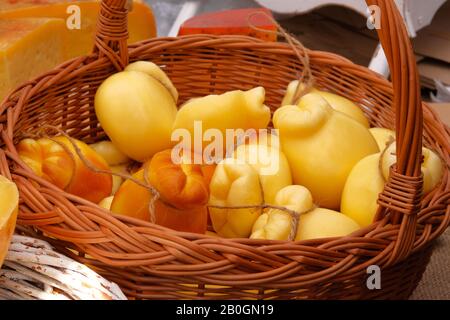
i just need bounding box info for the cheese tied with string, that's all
[16,135,112,204]
[341,153,385,227]
[380,143,443,195]
[208,159,264,238]
[172,87,271,155]
[281,80,370,128]
[250,185,360,241]
[95,68,178,162]
[251,185,314,241]
[341,141,443,228]
[273,93,379,209]
[369,128,396,151]
[111,149,210,234]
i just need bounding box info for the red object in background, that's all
[178,8,277,41]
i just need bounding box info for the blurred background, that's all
[146,0,258,37]
[1,0,448,104]
[146,0,450,104]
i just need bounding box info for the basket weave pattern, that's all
[0,0,449,299]
[0,231,126,300]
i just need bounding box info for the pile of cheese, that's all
[0,0,156,100]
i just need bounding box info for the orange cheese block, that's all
[178,8,277,41]
[0,0,157,59]
[0,18,65,100]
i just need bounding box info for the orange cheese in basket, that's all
[0,0,157,59]
[0,18,65,100]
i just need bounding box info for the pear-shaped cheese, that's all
[369,128,395,151]
[251,185,360,241]
[172,87,271,154]
[341,153,385,227]
[281,80,370,128]
[95,71,178,162]
[273,93,379,209]
[381,143,443,195]
[342,143,444,228]
[232,141,292,204]
[208,160,263,238]
[125,61,179,103]
[296,208,360,241]
[251,185,313,241]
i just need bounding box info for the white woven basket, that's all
[0,235,127,300]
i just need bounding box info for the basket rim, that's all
[1,34,394,111]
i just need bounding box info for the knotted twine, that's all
[247,10,315,104]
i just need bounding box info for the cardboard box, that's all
[418,59,450,89]
[429,103,450,126]
[282,11,378,66]
[413,1,450,64]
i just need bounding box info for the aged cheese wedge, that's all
[178,8,277,41]
[0,18,65,100]
[0,0,157,59]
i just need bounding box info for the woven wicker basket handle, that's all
[368,0,423,177]
[366,0,423,264]
[93,0,129,70]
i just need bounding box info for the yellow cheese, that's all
[0,0,157,59]
[0,18,65,100]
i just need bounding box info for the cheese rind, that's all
[178,8,277,41]
[0,18,65,100]
[0,0,157,59]
[0,0,156,100]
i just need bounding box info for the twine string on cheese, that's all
[22,125,314,240]
[22,125,164,208]
[207,203,317,241]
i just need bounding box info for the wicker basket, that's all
[0,231,127,300]
[0,0,449,299]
